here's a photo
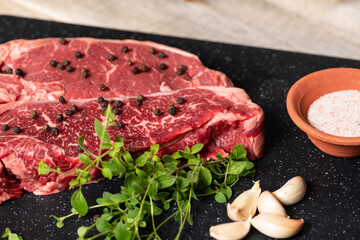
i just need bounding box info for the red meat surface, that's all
[0,87,264,204]
[0,38,232,103]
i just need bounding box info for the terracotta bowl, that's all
[286,68,360,158]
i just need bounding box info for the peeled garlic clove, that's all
[227,181,261,221]
[251,213,304,239]
[273,176,307,206]
[209,221,251,240]
[257,191,287,217]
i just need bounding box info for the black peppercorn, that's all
[30,110,37,119]
[62,60,70,66]
[132,67,140,74]
[158,52,165,59]
[15,68,23,77]
[99,84,106,91]
[137,95,145,101]
[13,126,21,134]
[43,124,50,132]
[59,38,66,45]
[176,65,187,75]
[75,51,82,59]
[134,99,142,106]
[56,114,63,122]
[66,66,74,72]
[154,109,161,116]
[109,99,114,104]
[6,68,13,74]
[160,63,166,70]
[116,121,124,129]
[77,145,83,152]
[121,46,128,53]
[112,107,120,115]
[140,65,148,72]
[65,109,72,116]
[149,48,156,54]
[81,68,88,78]
[169,105,176,116]
[1,124,9,132]
[116,100,122,108]
[2,71,6,74]
[100,101,108,109]
[51,127,59,136]
[177,97,185,104]
[126,60,132,66]
[59,96,66,104]
[50,60,57,67]
[108,54,115,61]
[57,63,64,70]
[101,107,107,113]
[71,105,78,113]
[97,97,105,103]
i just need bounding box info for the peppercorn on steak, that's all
[0,87,264,204]
[0,38,232,104]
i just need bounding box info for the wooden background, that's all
[1,0,360,60]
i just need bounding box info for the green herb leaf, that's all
[215,192,227,203]
[101,167,112,180]
[221,185,232,200]
[157,174,176,189]
[200,166,212,186]
[1,228,23,240]
[77,135,93,155]
[132,181,145,194]
[102,161,126,178]
[100,143,112,149]
[228,160,246,175]
[114,222,132,240]
[110,193,128,203]
[187,170,199,184]
[78,153,91,164]
[148,181,159,198]
[191,144,203,154]
[162,155,177,163]
[178,150,195,160]
[150,144,159,155]
[71,188,88,216]
[135,152,152,167]
[94,119,110,143]
[38,160,50,175]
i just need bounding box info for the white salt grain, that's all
[307,90,360,137]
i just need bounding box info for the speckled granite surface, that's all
[0,16,359,240]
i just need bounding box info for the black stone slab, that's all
[0,15,359,240]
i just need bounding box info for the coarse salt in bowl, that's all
[286,68,360,158]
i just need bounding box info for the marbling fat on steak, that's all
[0,38,264,205]
[0,38,232,103]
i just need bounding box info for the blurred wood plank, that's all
[0,0,360,60]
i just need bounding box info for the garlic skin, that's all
[227,181,261,221]
[209,221,251,240]
[273,176,307,206]
[257,191,288,217]
[251,213,304,239]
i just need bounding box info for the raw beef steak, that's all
[0,38,232,104]
[0,86,264,204]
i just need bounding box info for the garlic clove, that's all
[209,221,251,240]
[273,176,307,206]
[227,181,261,221]
[251,213,304,239]
[257,191,288,217]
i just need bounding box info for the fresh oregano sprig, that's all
[38,105,255,239]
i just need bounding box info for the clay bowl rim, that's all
[286,67,360,146]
